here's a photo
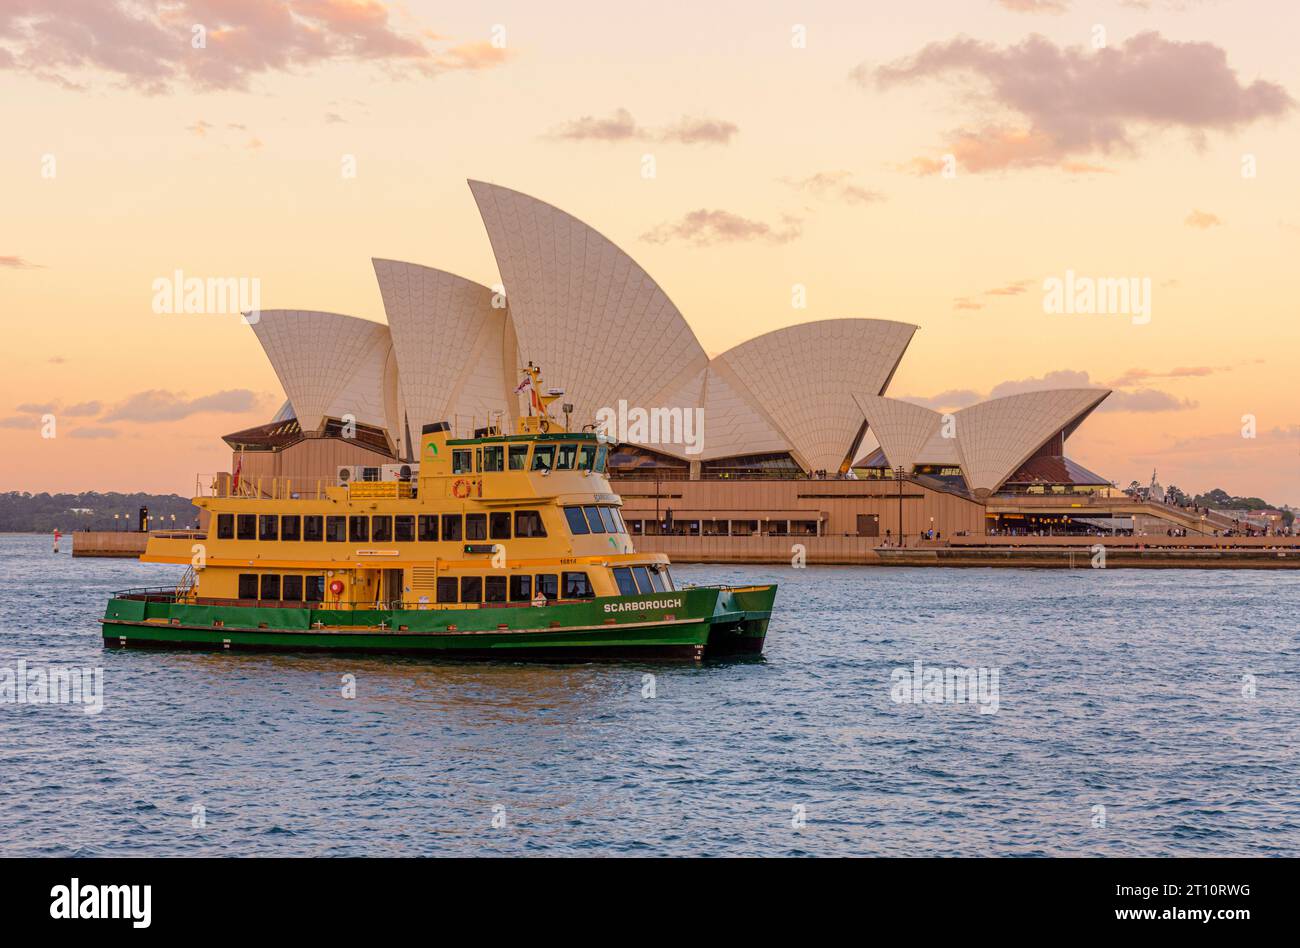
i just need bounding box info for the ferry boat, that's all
[101,366,776,661]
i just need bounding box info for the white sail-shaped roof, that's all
[854,394,943,474]
[468,180,710,433]
[698,362,791,461]
[714,319,917,472]
[372,259,509,438]
[954,389,1110,496]
[249,310,397,434]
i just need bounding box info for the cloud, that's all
[984,279,1033,296]
[1102,389,1196,412]
[864,32,1293,173]
[657,116,739,145]
[1185,209,1223,228]
[69,426,118,439]
[988,369,1095,398]
[324,111,346,123]
[64,400,103,417]
[953,298,984,311]
[186,120,213,137]
[904,369,1193,413]
[0,1,510,93]
[0,255,42,269]
[102,389,268,422]
[782,171,884,205]
[898,389,984,410]
[0,416,36,429]
[545,108,738,145]
[641,210,801,246]
[546,107,640,142]
[14,402,57,414]
[1108,365,1216,388]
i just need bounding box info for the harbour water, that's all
[1,532,1296,856]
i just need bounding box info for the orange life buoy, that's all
[329,579,344,596]
[452,479,472,499]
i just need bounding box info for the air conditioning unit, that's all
[336,465,382,486]
[381,463,417,482]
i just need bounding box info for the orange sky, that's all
[2,0,1298,502]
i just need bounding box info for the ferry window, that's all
[372,516,393,543]
[452,450,473,474]
[515,510,547,538]
[489,511,511,540]
[325,516,346,542]
[442,514,463,541]
[465,513,487,541]
[281,515,301,542]
[564,507,590,535]
[598,506,619,533]
[611,508,628,534]
[484,575,507,603]
[508,444,529,470]
[460,575,483,603]
[304,516,323,542]
[482,445,504,472]
[577,443,596,471]
[418,515,439,542]
[594,445,608,473]
[436,577,458,603]
[260,574,281,601]
[282,575,303,601]
[563,571,594,599]
[348,516,369,543]
[613,567,638,597]
[531,444,555,471]
[475,448,482,472]
[238,574,258,599]
[509,574,532,602]
[237,514,256,540]
[394,515,415,543]
[648,568,668,593]
[259,515,279,541]
[631,566,653,595]
[660,568,675,591]
[305,576,325,602]
[534,573,558,601]
[217,514,234,539]
[582,505,606,533]
[556,442,578,470]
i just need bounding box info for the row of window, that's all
[562,505,627,536]
[451,442,609,475]
[237,573,327,602]
[234,572,596,604]
[626,518,819,537]
[610,565,672,596]
[218,511,548,543]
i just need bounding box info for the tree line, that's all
[0,492,201,533]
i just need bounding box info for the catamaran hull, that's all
[101,585,775,662]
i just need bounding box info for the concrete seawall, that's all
[71,532,150,558]
[636,534,1300,568]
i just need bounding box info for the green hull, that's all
[102,585,775,661]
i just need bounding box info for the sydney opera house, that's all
[224,180,1199,562]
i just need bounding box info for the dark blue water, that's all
[1,532,1296,856]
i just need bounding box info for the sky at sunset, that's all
[2,0,1298,502]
